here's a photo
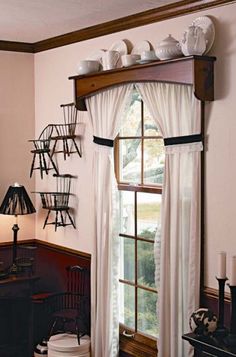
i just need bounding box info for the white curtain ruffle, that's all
[85,84,133,357]
[136,82,201,357]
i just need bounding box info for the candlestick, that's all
[224,285,236,347]
[217,251,226,279]
[231,256,236,286]
[215,277,228,338]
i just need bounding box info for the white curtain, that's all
[136,82,202,357]
[85,85,133,357]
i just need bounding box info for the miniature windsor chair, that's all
[51,103,82,160]
[29,124,59,179]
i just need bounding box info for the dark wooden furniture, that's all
[51,103,82,160]
[46,265,90,342]
[0,240,91,353]
[34,174,76,230]
[29,124,59,179]
[0,275,39,357]
[69,55,216,111]
[183,333,236,356]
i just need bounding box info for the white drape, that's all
[85,85,133,357]
[136,82,202,357]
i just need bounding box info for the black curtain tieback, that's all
[93,135,114,147]
[164,134,203,146]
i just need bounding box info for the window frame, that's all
[114,95,163,356]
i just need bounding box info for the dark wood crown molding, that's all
[0,40,34,53]
[0,0,235,53]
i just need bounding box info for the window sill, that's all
[119,325,157,357]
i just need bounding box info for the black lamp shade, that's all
[0,184,36,216]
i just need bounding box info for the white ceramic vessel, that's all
[180,25,207,56]
[101,50,120,70]
[155,34,182,60]
[121,54,140,67]
[77,60,100,75]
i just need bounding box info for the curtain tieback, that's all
[93,136,114,147]
[164,134,203,146]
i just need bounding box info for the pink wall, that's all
[4,2,231,290]
[0,51,35,243]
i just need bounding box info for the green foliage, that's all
[121,227,158,337]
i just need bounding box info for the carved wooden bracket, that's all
[69,55,216,111]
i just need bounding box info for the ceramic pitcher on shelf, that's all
[101,50,120,70]
[180,24,207,56]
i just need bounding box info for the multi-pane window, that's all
[115,90,165,340]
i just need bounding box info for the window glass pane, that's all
[120,237,135,282]
[138,288,158,337]
[120,191,134,236]
[137,241,155,288]
[120,91,141,137]
[144,106,160,136]
[143,139,164,185]
[137,192,161,240]
[119,139,141,183]
[119,283,135,329]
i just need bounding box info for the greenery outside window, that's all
[115,90,165,355]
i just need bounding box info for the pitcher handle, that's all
[114,51,120,64]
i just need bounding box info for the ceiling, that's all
[0,0,178,43]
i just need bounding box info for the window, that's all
[115,90,165,352]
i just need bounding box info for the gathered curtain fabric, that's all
[85,84,133,357]
[136,82,202,357]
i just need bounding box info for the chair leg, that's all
[66,210,76,229]
[49,317,59,338]
[63,139,67,160]
[30,153,36,177]
[66,139,71,158]
[72,138,82,158]
[43,210,51,229]
[39,153,44,179]
[51,139,57,158]
[55,211,59,231]
[75,319,81,345]
[42,153,49,175]
[46,152,59,175]
[60,211,65,226]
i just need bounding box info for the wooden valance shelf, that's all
[69,55,216,111]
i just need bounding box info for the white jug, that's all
[180,25,206,56]
[101,50,120,70]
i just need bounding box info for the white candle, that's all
[231,256,236,286]
[218,251,226,279]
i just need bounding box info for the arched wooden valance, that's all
[69,55,216,111]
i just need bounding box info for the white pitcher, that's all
[101,50,120,70]
[180,25,206,56]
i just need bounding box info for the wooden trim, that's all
[33,0,236,53]
[203,285,231,303]
[0,239,35,247]
[119,325,157,357]
[0,40,34,53]
[118,184,162,194]
[0,0,235,53]
[70,56,215,110]
[34,239,91,259]
[0,238,91,260]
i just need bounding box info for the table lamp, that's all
[0,183,36,273]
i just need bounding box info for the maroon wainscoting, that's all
[34,240,91,294]
[0,239,91,352]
